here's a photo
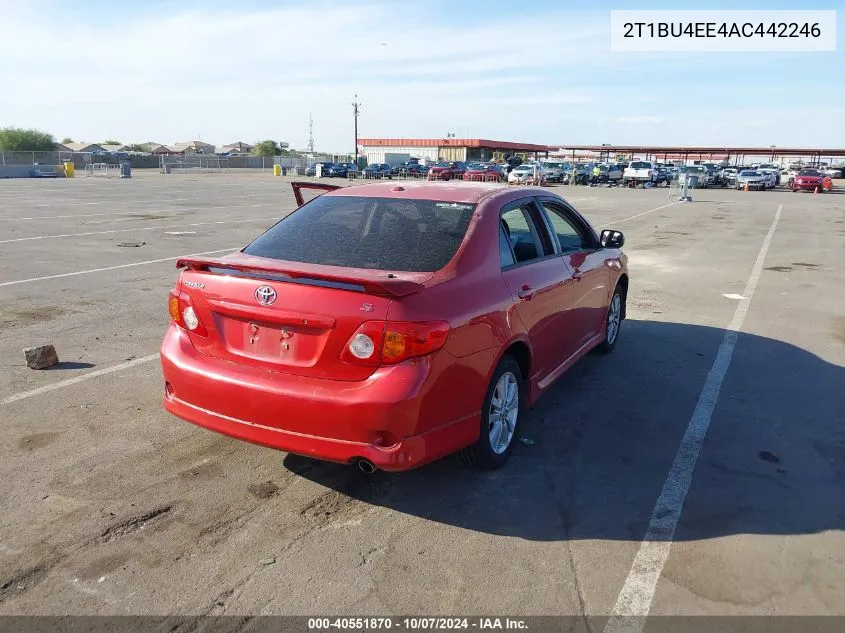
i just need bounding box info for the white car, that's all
[757,168,778,189]
[508,164,546,185]
[623,161,656,183]
[822,167,842,178]
[780,168,799,187]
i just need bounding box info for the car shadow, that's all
[283,319,845,542]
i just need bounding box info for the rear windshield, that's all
[629,162,651,169]
[243,195,475,272]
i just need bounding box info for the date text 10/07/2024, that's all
[307,618,529,630]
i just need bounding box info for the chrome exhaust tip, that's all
[357,460,376,474]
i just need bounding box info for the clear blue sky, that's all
[1,1,842,151]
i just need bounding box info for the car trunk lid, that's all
[176,253,431,381]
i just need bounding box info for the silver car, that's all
[735,170,767,190]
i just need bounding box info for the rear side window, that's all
[500,205,551,264]
[243,196,475,272]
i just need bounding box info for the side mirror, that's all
[600,229,624,248]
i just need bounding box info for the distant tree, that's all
[60,137,74,144]
[123,144,148,152]
[102,139,122,146]
[0,127,57,152]
[253,140,281,157]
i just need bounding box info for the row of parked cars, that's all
[305,159,841,191]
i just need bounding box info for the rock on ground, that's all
[24,345,59,369]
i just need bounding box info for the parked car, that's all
[756,168,779,188]
[361,164,393,179]
[721,167,739,186]
[540,161,568,183]
[395,163,429,177]
[326,162,358,178]
[596,164,624,183]
[822,167,843,178]
[623,161,656,184]
[463,163,506,182]
[306,162,334,177]
[161,180,629,472]
[570,163,592,185]
[792,168,826,192]
[508,164,546,185]
[680,165,709,188]
[652,166,672,185]
[427,161,468,181]
[780,168,799,187]
[735,170,767,190]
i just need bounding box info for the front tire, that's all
[596,285,624,354]
[458,356,522,470]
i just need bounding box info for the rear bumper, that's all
[160,326,478,471]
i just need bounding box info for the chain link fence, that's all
[0,151,96,166]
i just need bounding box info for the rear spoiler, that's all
[291,181,342,206]
[176,256,425,298]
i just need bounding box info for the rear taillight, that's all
[342,321,449,366]
[168,289,208,337]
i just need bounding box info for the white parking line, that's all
[0,247,239,288]
[2,354,161,405]
[607,201,677,226]
[18,193,271,209]
[603,204,782,633]
[0,214,278,244]
[0,200,282,221]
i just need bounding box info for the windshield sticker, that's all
[434,203,474,211]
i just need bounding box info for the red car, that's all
[427,161,468,181]
[161,181,629,472]
[463,163,506,182]
[792,168,825,192]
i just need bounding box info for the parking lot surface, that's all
[1,172,844,617]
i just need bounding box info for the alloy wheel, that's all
[488,372,519,454]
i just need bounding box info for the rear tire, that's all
[596,285,624,354]
[458,356,523,470]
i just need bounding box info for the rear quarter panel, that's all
[384,189,531,428]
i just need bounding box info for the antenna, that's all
[307,113,314,154]
[352,94,361,167]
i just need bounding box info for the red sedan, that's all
[427,161,468,181]
[463,163,506,182]
[792,168,825,192]
[161,181,629,472]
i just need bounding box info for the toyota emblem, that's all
[254,286,277,305]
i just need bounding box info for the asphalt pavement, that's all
[1,172,843,620]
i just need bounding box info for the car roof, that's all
[324,180,516,204]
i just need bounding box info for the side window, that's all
[499,224,515,268]
[540,202,592,253]
[500,205,549,265]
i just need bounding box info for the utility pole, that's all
[307,113,314,154]
[352,94,361,167]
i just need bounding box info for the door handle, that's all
[517,285,536,300]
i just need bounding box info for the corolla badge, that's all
[254,286,277,305]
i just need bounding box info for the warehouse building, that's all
[358,138,550,166]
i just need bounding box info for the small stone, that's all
[24,345,59,369]
[518,436,535,446]
[260,556,276,565]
